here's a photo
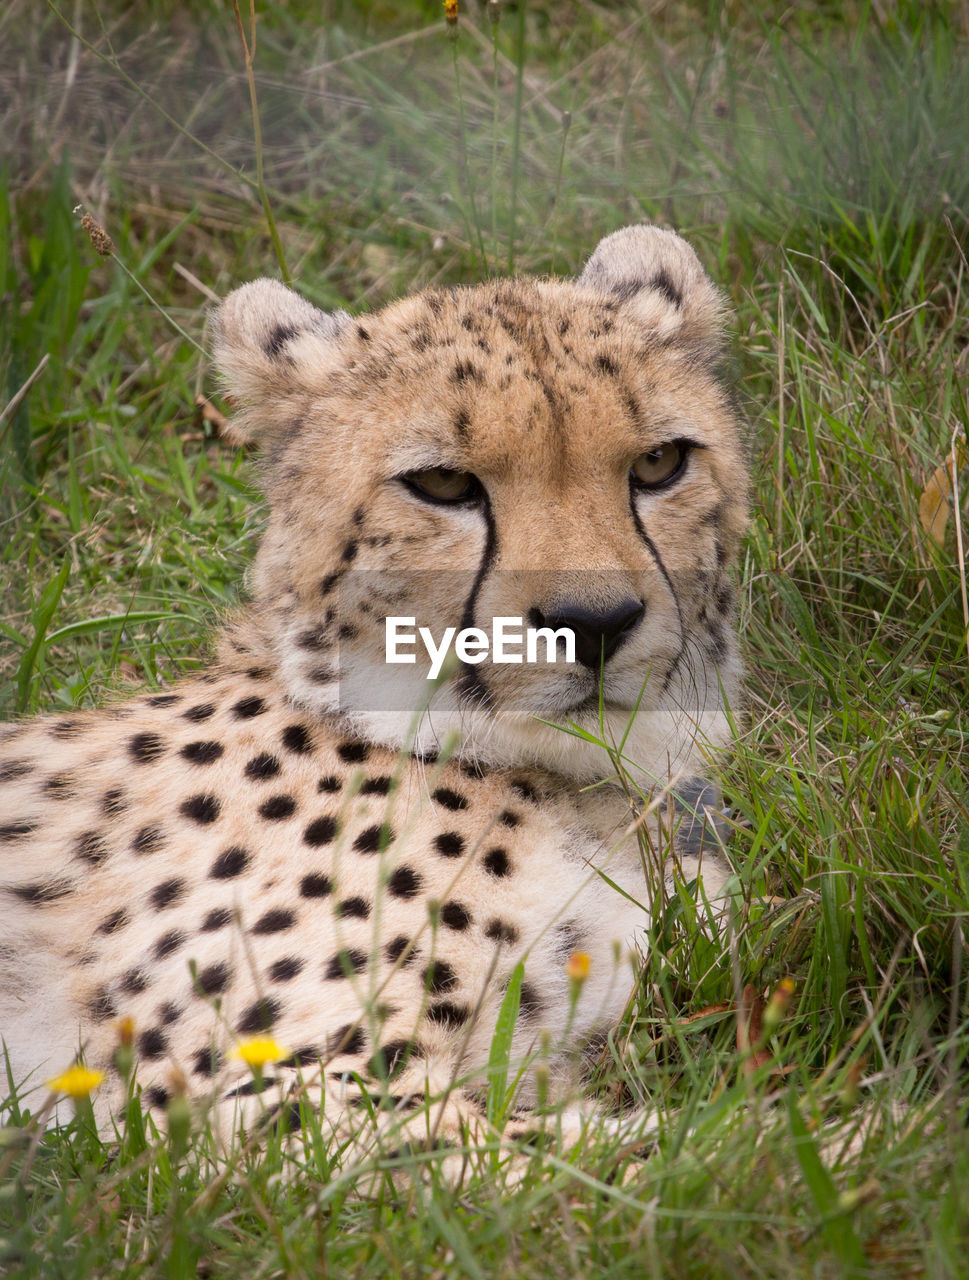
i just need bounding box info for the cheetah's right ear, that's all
[578,226,726,345]
[211,279,351,444]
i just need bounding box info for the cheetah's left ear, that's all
[578,226,726,344]
[211,279,351,444]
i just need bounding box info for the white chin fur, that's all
[281,648,730,785]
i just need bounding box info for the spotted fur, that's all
[0,226,747,1163]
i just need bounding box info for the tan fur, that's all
[0,227,747,1159]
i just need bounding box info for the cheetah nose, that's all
[531,599,645,670]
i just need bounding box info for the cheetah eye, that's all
[630,441,690,490]
[402,468,482,505]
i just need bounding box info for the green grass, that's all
[1,0,968,1274]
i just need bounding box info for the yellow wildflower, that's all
[444,0,459,23]
[46,1064,105,1098]
[230,1035,288,1068]
[566,951,591,982]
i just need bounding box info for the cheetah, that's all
[0,226,747,1167]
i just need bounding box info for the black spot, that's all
[196,961,232,996]
[11,880,72,905]
[595,354,619,376]
[183,703,216,722]
[144,1086,170,1109]
[49,719,82,739]
[499,811,521,828]
[269,956,304,982]
[0,821,35,841]
[650,268,683,308]
[158,1001,182,1025]
[259,794,297,821]
[0,760,31,783]
[518,981,545,1021]
[388,866,421,899]
[129,732,165,763]
[202,908,233,931]
[440,901,471,931]
[384,935,415,965]
[75,831,109,865]
[485,919,519,945]
[88,988,117,1021]
[300,873,332,898]
[326,948,368,979]
[210,846,250,879]
[432,788,468,811]
[120,969,150,995]
[354,824,392,854]
[329,1024,366,1057]
[180,794,220,825]
[317,775,340,794]
[232,696,267,720]
[336,896,371,920]
[282,724,314,754]
[338,623,358,641]
[154,930,185,959]
[225,1077,270,1099]
[337,742,369,764]
[265,322,299,357]
[272,1102,304,1134]
[451,360,482,384]
[295,627,327,651]
[359,775,392,796]
[434,832,465,858]
[150,878,186,910]
[132,825,163,855]
[146,693,180,708]
[511,780,539,803]
[554,920,586,958]
[306,665,336,684]
[193,1046,223,1076]
[454,407,471,437]
[237,995,282,1035]
[302,818,339,853]
[43,773,74,798]
[423,960,457,995]
[483,848,511,877]
[283,1046,324,1067]
[180,740,224,765]
[367,1037,420,1080]
[139,1027,168,1060]
[426,1001,470,1027]
[319,570,344,596]
[97,908,129,935]
[252,908,296,933]
[101,788,126,817]
[341,540,359,564]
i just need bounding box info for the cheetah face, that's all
[213,227,748,782]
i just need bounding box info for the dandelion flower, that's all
[444,0,459,23]
[566,951,591,982]
[46,1064,105,1098]
[230,1035,288,1068]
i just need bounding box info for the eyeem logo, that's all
[386,616,576,680]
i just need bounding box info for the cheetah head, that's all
[212,227,748,784]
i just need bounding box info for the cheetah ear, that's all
[578,226,725,344]
[211,279,351,444]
